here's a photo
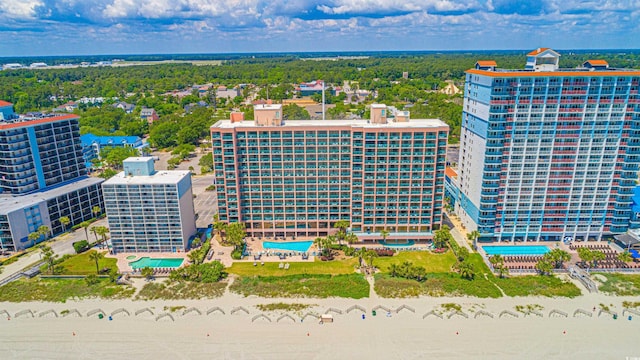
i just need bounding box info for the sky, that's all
[1,0,639,56]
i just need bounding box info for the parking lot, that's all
[191,175,217,229]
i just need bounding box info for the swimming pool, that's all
[263,241,313,252]
[482,245,550,256]
[129,257,184,269]
[379,240,416,248]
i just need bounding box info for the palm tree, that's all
[88,251,104,274]
[364,250,378,270]
[345,233,359,247]
[58,216,70,232]
[80,221,91,241]
[94,226,110,246]
[547,248,571,269]
[333,220,350,245]
[456,260,475,280]
[467,230,480,250]
[535,258,553,276]
[313,237,325,254]
[90,226,99,243]
[28,231,41,246]
[39,244,56,274]
[92,206,101,218]
[354,247,367,267]
[379,229,390,243]
[388,263,399,277]
[618,251,633,263]
[38,225,50,242]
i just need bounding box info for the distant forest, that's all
[3,50,640,148]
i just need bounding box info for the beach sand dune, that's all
[0,294,639,359]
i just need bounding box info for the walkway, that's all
[444,212,472,251]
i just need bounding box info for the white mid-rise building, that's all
[102,157,197,253]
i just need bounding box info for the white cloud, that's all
[0,0,43,19]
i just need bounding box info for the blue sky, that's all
[1,0,639,56]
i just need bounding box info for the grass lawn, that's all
[375,251,457,273]
[595,273,640,296]
[0,278,134,302]
[43,250,117,275]
[227,258,358,276]
[135,281,227,300]
[493,275,581,298]
[374,273,501,298]
[230,273,369,299]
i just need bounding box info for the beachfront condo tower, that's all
[0,101,104,251]
[102,157,197,253]
[210,104,449,242]
[455,48,640,242]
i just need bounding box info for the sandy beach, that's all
[1,291,639,359]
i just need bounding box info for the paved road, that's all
[0,218,110,283]
[191,175,217,229]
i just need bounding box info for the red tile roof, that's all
[0,114,79,130]
[476,60,497,67]
[0,100,13,107]
[527,48,551,56]
[465,69,640,77]
[585,59,609,66]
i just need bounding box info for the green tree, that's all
[379,229,390,243]
[37,225,50,241]
[94,226,109,246]
[545,248,571,269]
[618,251,633,263]
[141,266,154,280]
[535,258,554,276]
[199,153,213,174]
[39,244,56,274]
[90,226,99,243]
[467,230,480,250]
[489,254,508,278]
[92,206,102,218]
[364,250,378,270]
[282,104,310,120]
[85,274,99,286]
[226,222,246,251]
[101,146,138,169]
[149,121,180,148]
[88,250,104,274]
[345,233,359,246]
[454,259,475,280]
[433,226,452,249]
[80,220,91,241]
[58,216,70,232]
[333,220,350,245]
[577,247,594,270]
[28,231,41,246]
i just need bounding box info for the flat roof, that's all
[211,118,449,130]
[0,177,104,214]
[254,104,282,110]
[102,170,191,186]
[0,113,79,130]
[466,68,640,77]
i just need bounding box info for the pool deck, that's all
[109,252,188,273]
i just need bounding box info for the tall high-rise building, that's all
[0,106,85,195]
[455,49,640,242]
[102,157,197,253]
[210,105,449,241]
[0,101,104,251]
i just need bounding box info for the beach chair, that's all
[279,263,284,269]
[253,262,257,266]
[284,263,290,270]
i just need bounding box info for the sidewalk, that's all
[0,251,42,283]
[444,212,472,251]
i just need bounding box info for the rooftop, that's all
[0,100,12,107]
[0,113,79,130]
[254,104,282,110]
[212,118,448,130]
[0,177,104,214]
[81,133,143,146]
[103,169,191,186]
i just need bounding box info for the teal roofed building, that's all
[81,133,148,169]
